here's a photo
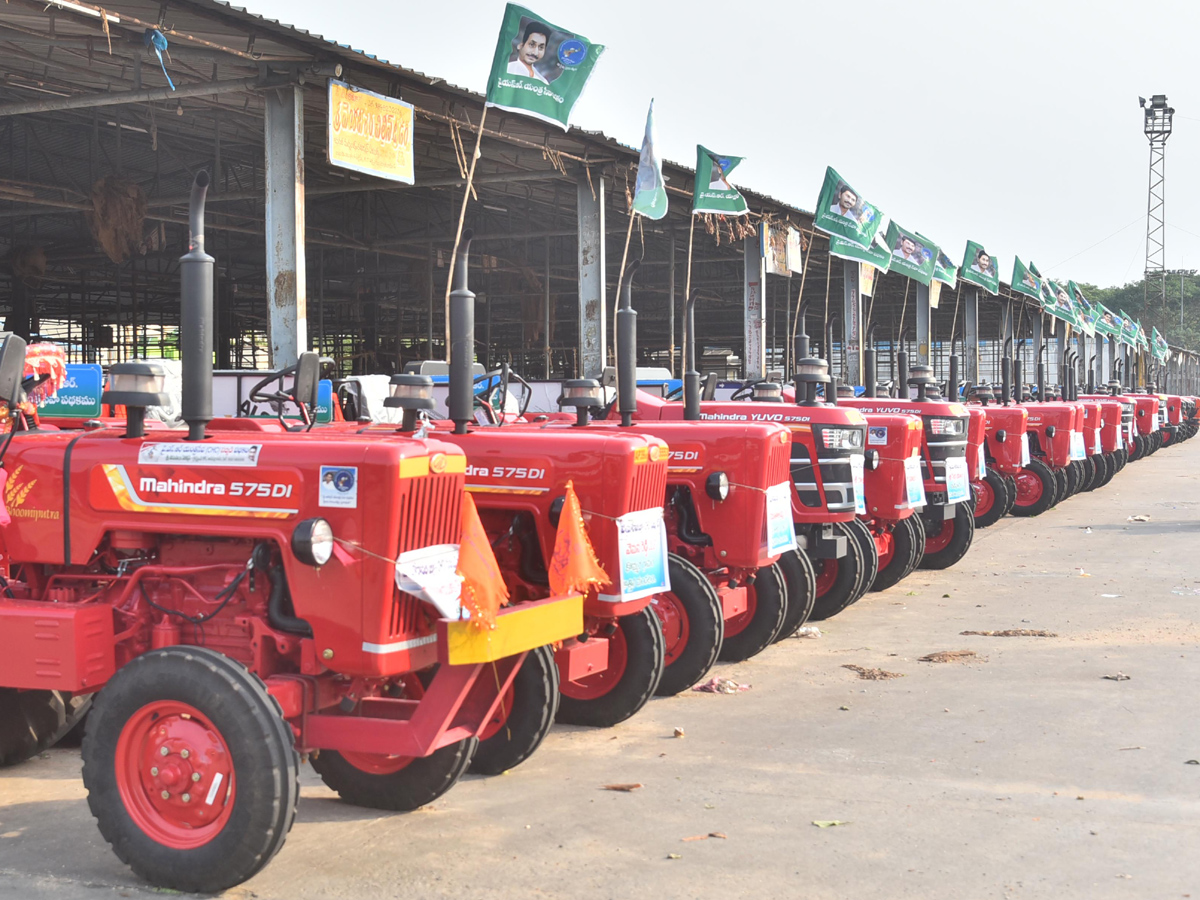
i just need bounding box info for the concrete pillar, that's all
[964,286,979,385]
[576,175,606,378]
[842,259,862,386]
[743,229,766,380]
[264,85,307,367]
[915,281,930,365]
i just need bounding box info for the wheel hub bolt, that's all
[181,793,191,803]
[150,767,159,776]
[161,790,170,800]
[180,750,190,759]
[192,772,201,782]
[160,746,169,757]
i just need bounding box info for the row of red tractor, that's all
[0,175,1193,892]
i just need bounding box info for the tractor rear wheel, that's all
[807,523,867,621]
[651,555,723,695]
[82,647,299,894]
[971,470,1009,528]
[556,608,664,727]
[0,689,91,767]
[718,563,785,662]
[870,516,922,592]
[469,646,560,775]
[1010,460,1057,517]
[773,549,817,641]
[843,518,879,600]
[918,502,976,570]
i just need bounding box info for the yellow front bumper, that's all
[438,594,583,666]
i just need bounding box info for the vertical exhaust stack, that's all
[616,260,641,428]
[1002,356,1012,406]
[863,323,877,398]
[1087,356,1096,394]
[448,230,475,435]
[181,171,214,441]
[684,289,701,421]
[1036,342,1046,403]
[947,355,959,403]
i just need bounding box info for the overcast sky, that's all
[246,0,1198,288]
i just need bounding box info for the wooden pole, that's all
[613,205,636,367]
[442,105,488,360]
[682,215,696,378]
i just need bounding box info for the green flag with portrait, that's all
[1068,281,1097,337]
[1011,257,1041,301]
[1118,310,1138,346]
[1094,302,1122,338]
[631,100,667,220]
[692,145,748,215]
[813,166,884,249]
[1044,281,1081,328]
[884,221,935,286]
[960,241,1000,295]
[828,232,891,273]
[1152,326,1170,361]
[485,4,605,130]
[931,246,958,289]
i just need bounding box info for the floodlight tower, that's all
[1140,94,1174,310]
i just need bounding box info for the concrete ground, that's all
[1,439,1198,900]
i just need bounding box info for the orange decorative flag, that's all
[548,480,610,596]
[456,491,509,629]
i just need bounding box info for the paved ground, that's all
[2,439,1198,899]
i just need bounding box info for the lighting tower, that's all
[1140,94,1175,309]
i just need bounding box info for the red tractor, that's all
[0,175,583,893]
[965,382,1027,525]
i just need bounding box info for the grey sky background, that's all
[245,0,1198,288]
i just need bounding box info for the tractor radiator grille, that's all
[766,438,791,486]
[397,473,465,553]
[629,459,669,512]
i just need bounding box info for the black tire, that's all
[972,470,1009,528]
[1114,446,1128,472]
[918,502,976,570]
[773,549,817,641]
[313,737,476,811]
[1100,453,1117,486]
[469,646,560,775]
[807,522,867,621]
[1052,467,1068,504]
[0,689,91,766]
[652,555,723,696]
[869,517,922,593]
[1010,460,1057,517]
[1129,434,1145,461]
[81,647,299,894]
[556,608,664,727]
[1001,475,1018,516]
[843,518,879,600]
[1080,456,1099,492]
[1063,460,1082,498]
[718,563,786,662]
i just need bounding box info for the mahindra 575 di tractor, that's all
[0,175,583,893]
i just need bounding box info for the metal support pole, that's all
[576,175,606,378]
[842,259,862,386]
[915,281,931,365]
[264,85,307,367]
[743,227,766,380]
[667,229,676,378]
[543,236,551,379]
[964,286,979,386]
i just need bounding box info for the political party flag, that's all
[1152,326,1170,361]
[1094,302,1122,338]
[548,480,610,596]
[1118,310,1138,346]
[829,233,891,273]
[1068,281,1097,337]
[1044,281,1081,328]
[485,4,605,130]
[692,146,748,215]
[884,220,936,286]
[456,492,509,628]
[813,167,884,249]
[1011,257,1041,302]
[1136,320,1149,350]
[630,100,667,220]
[961,240,1000,295]
[932,246,958,289]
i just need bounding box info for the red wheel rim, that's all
[340,750,415,775]
[813,559,837,598]
[875,527,896,571]
[478,682,516,742]
[559,620,629,701]
[114,700,237,850]
[971,480,995,517]
[651,593,691,665]
[723,578,760,638]
[1014,469,1043,505]
[923,519,954,555]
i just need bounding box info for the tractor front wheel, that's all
[1010,460,1057,517]
[719,563,786,662]
[651,555,723,696]
[81,647,299,894]
[312,739,476,811]
[0,689,91,767]
[843,518,880,600]
[807,523,867,621]
[918,502,976,570]
[556,608,664,727]
[1001,475,1018,516]
[869,516,922,593]
[469,646,560,775]
[971,470,1009,528]
[773,549,817,641]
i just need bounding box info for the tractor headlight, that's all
[927,417,966,436]
[292,518,334,566]
[865,449,880,471]
[995,429,1007,443]
[706,471,730,501]
[820,427,864,450]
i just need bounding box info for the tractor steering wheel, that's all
[241,366,313,429]
[728,380,757,402]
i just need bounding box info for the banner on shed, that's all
[327,81,415,184]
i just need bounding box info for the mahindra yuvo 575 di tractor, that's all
[0,175,582,893]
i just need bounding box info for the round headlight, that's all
[293,517,334,566]
[706,471,730,501]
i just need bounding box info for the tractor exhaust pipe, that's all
[616,260,641,428]
[947,355,959,403]
[1037,341,1047,403]
[793,302,810,368]
[864,324,877,398]
[448,230,475,435]
[181,170,214,441]
[685,289,700,421]
[1012,358,1022,405]
[1001,356,1012,406]
[1088,355,1096,394]
[896,350,908,399]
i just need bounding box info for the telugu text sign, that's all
[327,80,415,184]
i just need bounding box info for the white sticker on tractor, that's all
[139,443,262,467]
[944,456,970,504]
[319,466,358,508]
[1020,432,1031,466]
[395,543,464,620]
[903,455,926,508]
[1093,431,1102,454]
[1068,430,1086,461]
[764,481,798,556]
[612,507,670,603]
[868,425,888,446]
[850,453,866,515]
[976,444,987,479]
